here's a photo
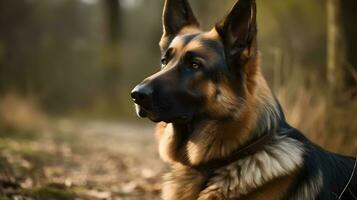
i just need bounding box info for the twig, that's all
[348,188,357,200]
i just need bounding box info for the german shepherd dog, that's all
[131,0,357,199]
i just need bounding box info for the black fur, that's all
[278,119,357,199]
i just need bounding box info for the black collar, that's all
[192,130,275,173]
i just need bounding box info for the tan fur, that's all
[155,122,167,142]
[184,29,222,53]
[154,2,303,199]
[160,135,304,200]
[183,57,276,165]
[160,25,201,52]
[290,170,323,200]
[203,28,222,41]
[156,123,184,164]
[236,173,298,200]
[154,45,297,199]
[157,75,259,165]
[187,83,257,165]
[179,25,201,35]
[156,66,304,200]
[162,164,205,200]
[168,32,221,67]
[196,135,304,199]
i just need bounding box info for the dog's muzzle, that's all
[131,83,153,118]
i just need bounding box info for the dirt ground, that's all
[0,119,164,200]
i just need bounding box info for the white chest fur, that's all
[162,136,305,200]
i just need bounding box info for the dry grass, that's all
[275,73,356,155]
[0,119,162,200]
[0,93,47,133]
[0,94,162,200]
[277,87,327,146]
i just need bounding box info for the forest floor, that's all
[0,119,164,200]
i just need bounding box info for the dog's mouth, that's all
[134,104,192,123]
[135,104,161,122]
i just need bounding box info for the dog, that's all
[131,0,357,199]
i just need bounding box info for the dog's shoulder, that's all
[282,127,357,199]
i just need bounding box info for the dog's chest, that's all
[162,163,295,200]
[161,136,304,200]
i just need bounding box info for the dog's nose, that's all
[131,84,153,108]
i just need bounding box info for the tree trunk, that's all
[326,0,357,155]
[105,0,121,43]
[103,0,122,95]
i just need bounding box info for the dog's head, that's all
[131,0,258,123]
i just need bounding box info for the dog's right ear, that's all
[159,0,200,52]
[215,0,257,62]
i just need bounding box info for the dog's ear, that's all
[159,0,200,52]
[215,0,257,62]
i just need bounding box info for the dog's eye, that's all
[161,58,168,67]
[190,61,201,70]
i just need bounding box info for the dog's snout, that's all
[131,84,153,108]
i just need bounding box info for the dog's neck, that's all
[157,71,303,200]
[157,73,283,167]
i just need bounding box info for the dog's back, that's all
[280,125,357,199]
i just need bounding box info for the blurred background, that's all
[0,0,355,199]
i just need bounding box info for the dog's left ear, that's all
[215,0,257,61]
[159,0,200,52]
